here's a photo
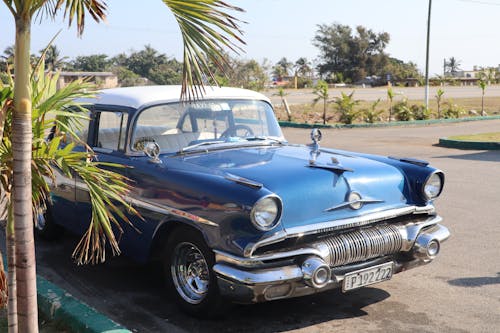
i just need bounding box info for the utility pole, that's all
[424,0,432,110]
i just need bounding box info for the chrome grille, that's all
[315,225,403,267]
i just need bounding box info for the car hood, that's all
[177,145,407,230]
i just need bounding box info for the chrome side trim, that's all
[224,173,263,189]
[243,230,288,257]
[72,178,219,227]
[128,197,219,227]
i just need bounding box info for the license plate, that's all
[342,262,394,292]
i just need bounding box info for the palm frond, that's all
[1,62,142,265]
[54,0,107,35]
[163,0,245,99]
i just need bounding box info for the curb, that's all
[438,138,500,150]
[37,275,131,333]
[278,115,500,129]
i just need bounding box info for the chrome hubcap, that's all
[171,242,210,304]
[35,208,47,231]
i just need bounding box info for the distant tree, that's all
[313,23,390,83]
[112,45,182,85]
[445,57,461,75]
[384,58,422,84]
[272,57,293,81]
[1,46,15,72]
[39,45,68,71]
[112,66,145,87]
[312,80,330,124]
[70,54,111,72]
[293,57,312,89]
[230,59,268,91]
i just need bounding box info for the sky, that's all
[1,0,500,76]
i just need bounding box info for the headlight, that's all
[423,171,444,200]
[250,195,282,231]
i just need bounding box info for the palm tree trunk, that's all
[12,16,38,333]
[7,203,18,333]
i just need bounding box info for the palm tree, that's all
[1,1,245,331]
[39,45,68,71]
[293,57,312,89]
[446,57,461,75]
[1,46,15,72]
[273,57,293,82]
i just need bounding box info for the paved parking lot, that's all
[32,119,500,332]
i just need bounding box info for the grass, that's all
[448,132,500,142]
[274,96,500,124]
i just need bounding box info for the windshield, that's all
[132,99,284,154]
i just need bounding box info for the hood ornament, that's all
[309,128,322,165]
[324,191,384,212]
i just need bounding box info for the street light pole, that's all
[424,0,432,110]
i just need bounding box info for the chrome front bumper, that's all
[213,216,450,303]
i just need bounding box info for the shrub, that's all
[442,101,464,119]
[333,91,360,124]
[0,72,10,85]
[362,99,383,123]
[393,99,413,121]
[411,104,431,120]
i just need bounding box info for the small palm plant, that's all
[0,64,139,266]
[435,88,444,119]
[274,88,292,121]
[333,91,360,125]
[478,79,487,116]
[387,87,395,122]
[312,80,329,124]
[362,98,383,123]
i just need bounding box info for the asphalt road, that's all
[27,119,500,332]
[265,85,500,105]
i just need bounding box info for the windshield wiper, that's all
[245,136,286,144]
[179,140,225,153]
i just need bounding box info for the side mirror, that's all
[135,138,162,164]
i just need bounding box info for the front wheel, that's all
[164,227,226,317]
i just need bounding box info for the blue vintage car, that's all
[40,85,449,317]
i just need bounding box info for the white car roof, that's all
[77,85,271,109]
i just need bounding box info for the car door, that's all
[75,108,132,234]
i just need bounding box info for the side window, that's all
[74,115,90,143]
[96,111,128,151]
